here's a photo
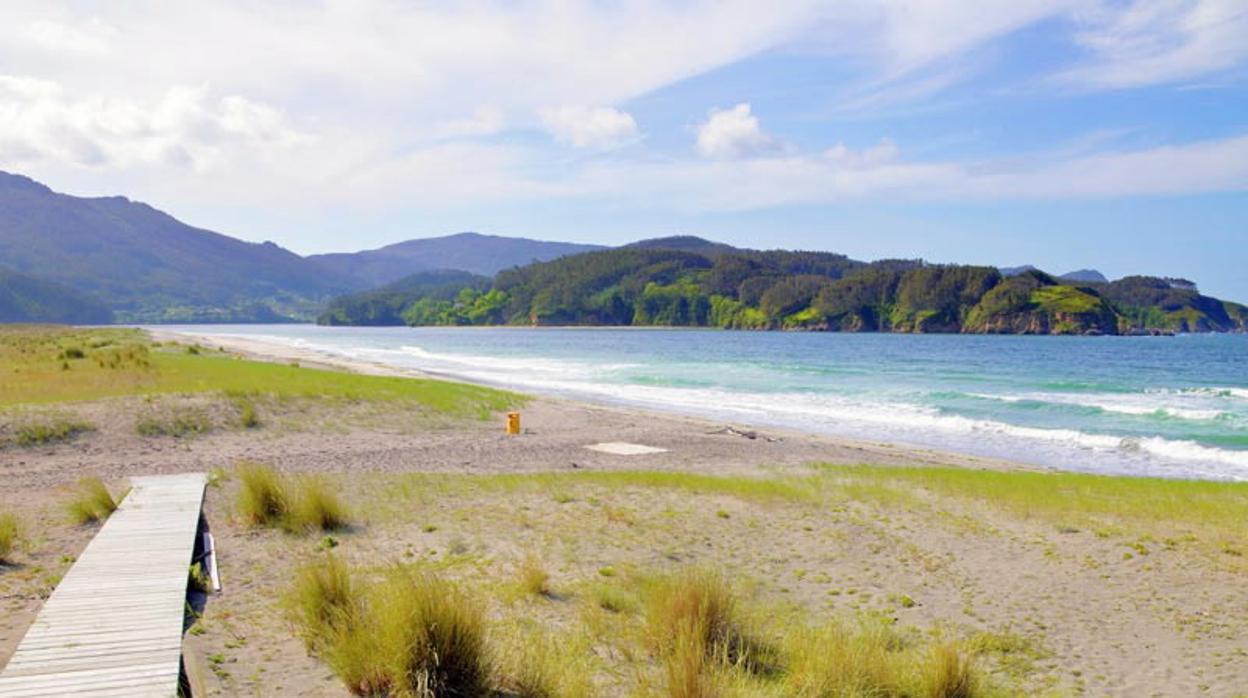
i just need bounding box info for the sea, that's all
[159,325,1248,481]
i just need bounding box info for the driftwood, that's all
[708,425,781,443]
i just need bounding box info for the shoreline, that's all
[149,327,1045,476]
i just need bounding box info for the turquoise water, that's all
[165,325,1248,481]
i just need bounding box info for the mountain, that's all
[1060,269,1109,283]
[307,232,605,288]
[320,242,1247,334]
[0,266,113,324]
[0,172,350,322]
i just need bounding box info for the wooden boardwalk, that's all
[0,473,207,697]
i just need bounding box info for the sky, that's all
[1,1,1246,299]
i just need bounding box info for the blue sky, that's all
[1,1,1246,299]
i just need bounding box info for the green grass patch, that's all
[816,464,1248,555]
[0,326,522,419]
[1030,285,1102,314]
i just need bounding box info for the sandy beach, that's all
[2,327,1246,696]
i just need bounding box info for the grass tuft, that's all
[5,412,94,447]
[236,463,350,533]
[923,642,978,698]
[66,476,119,525]
[235,461,289,527]
[290,476,350,533]
[518,554,552,597]
[284,554,359,652]
[286,558,491,696]
[0,511,21,563]
[135,406,212,438]
[646,568,772,679]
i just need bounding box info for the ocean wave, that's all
[1174,387,1248,401]
[964,392,1233,423]
[394,345,643,376]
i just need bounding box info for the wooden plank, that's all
[0,473,206,697]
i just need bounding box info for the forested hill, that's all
[318,239,1248,334]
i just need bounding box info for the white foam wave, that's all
[968,392,1232,422]
[394,345,642,376]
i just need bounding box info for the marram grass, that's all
[235,462,350,533]
[0,511,21,563]
[66,476,120,525]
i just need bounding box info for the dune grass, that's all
[517,554,552,597]
[285,554,358,652]
[0,511,21,563]
[815,464,1248,559]
[236,461,290,528]
[287,559,491,697]
[0,326,522,419]
[292,476,351,532]
[66,476,120,525]
[2,411,94,447]
[235,462,350,533]
[375,466,1247,564]
[782,621,983,698]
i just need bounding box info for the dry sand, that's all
[1,331,1245,696]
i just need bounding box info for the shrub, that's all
[62,346,86,359]
[236,461,289,527]
[290,476,350,532]
[66,477,119,525]
[0,512,21,563]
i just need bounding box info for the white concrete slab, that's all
[585,442,669,455]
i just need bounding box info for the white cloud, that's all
[695,103,777,159]
[0,77,307,170]
[539,106,639,149]
[567,133,1248,212]
[1061,0,1248,88]
[433,106,507,139]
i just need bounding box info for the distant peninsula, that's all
[319,237,1247,335]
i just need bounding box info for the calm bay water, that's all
[164,325,1248,481]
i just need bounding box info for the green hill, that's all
[0,266,113,324]
[319,242,1247,335]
